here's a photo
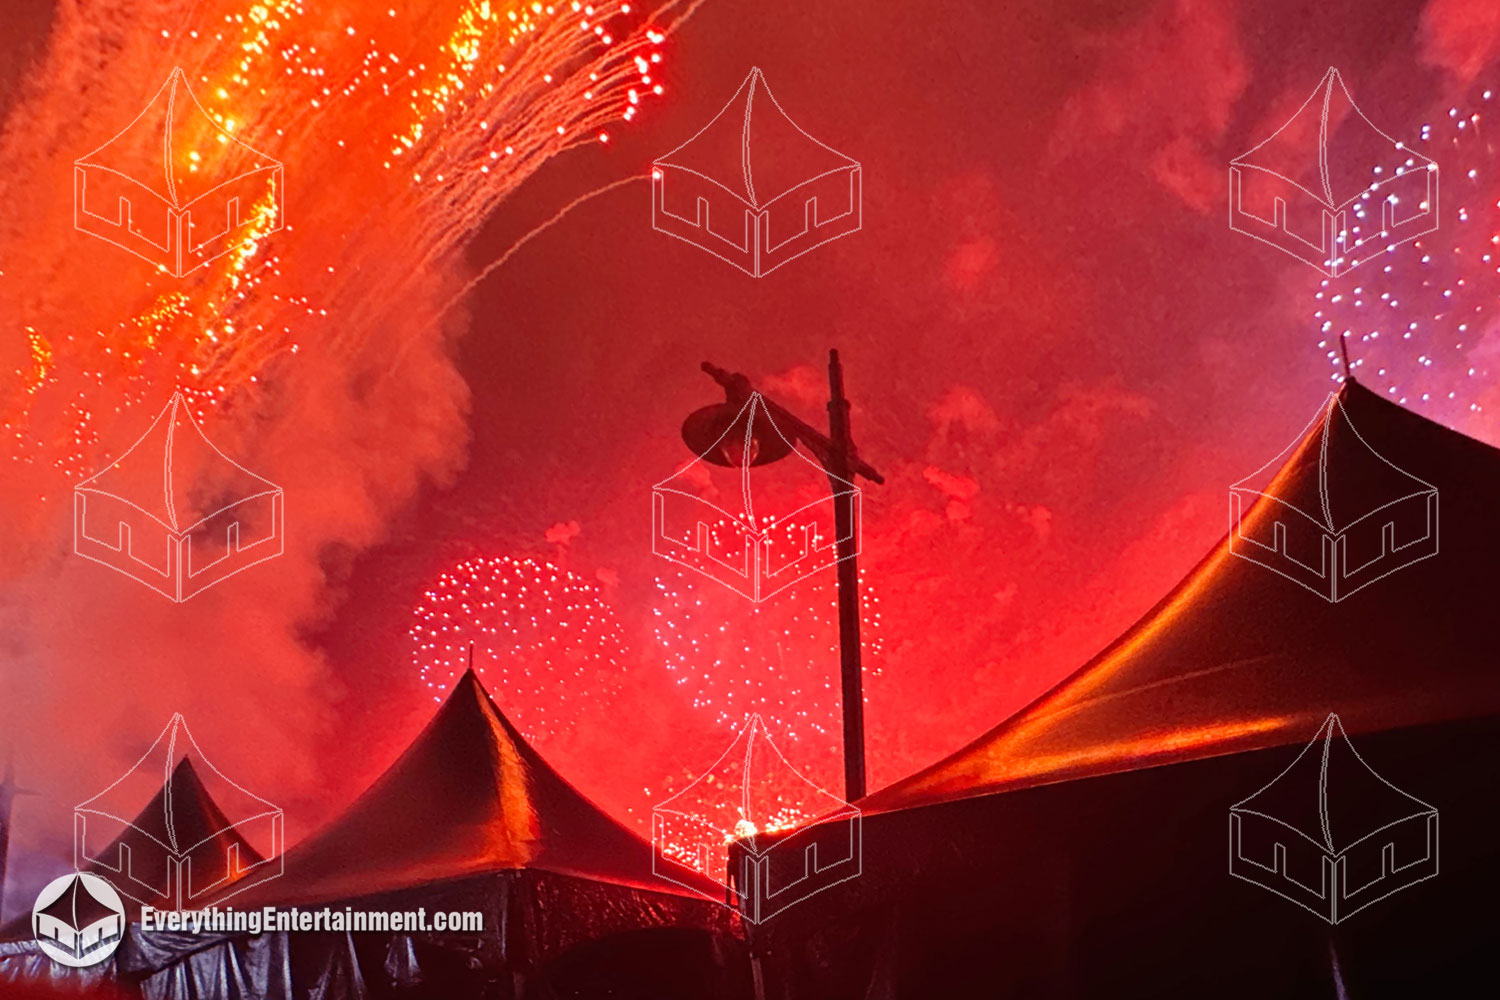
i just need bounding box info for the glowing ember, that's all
[410,555,628,741]
[650,566,883,755]
[1313,76,1497,426]
[3,0,679,486]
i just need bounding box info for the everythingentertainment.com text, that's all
[140,905,484,935]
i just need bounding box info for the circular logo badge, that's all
[31,872,127,968]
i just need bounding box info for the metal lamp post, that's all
[680,350,883,801]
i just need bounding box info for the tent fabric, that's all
[197,671,737,995]
[84,757,268,899]
[0,938,120,992]
[1231,712,1436,853]
[1232,391,1435,532]
[4,673,737,997]
[756,714,1500,999]
[124,930,291,1000]
[234,669,720,906]
[865,378,1500,814]
[654,67,858,210]
[77,713,280,910]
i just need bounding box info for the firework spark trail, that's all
[0,0,703,905]
[1,0,694,485]
[442,174,644,315]
[651,568,884,755]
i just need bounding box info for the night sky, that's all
[2,0,1497,920]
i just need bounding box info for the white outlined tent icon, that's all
[75,714,283,910]
[1229,713,1438,923]
[1229,67,1437,277]
[652,67,861,276]
[74,67,284,276]
[1229,384,1437,602]
[652,392,860,602]
[31,873,125,964]
[74,391,284,602]
[652,715,861,924]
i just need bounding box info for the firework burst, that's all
[2,0,694,494]
[1312,76,1499,430]
[409,555,629,741]
[650,566,884,756]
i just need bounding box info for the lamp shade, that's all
[680,401,795,467]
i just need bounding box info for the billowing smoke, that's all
[0,0,682,917]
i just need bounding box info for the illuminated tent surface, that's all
[235,668,720,904]
[114,671,740,1000]
[81,756,270,908]
[0,759,267,990]
[863,376,1500,814]
[756,378,1500,999]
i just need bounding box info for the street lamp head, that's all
[681,400,794,468]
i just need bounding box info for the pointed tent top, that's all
[37,875,119,933]
[75,392,279,534]
[656,714,852,853]
[864,380,1500,814]
[1231,713,1434,854]
[1232,381,1436,533]
[75,67,280,209]
[234,670,719,906]
[77,713,278,859]
[1232,67,1433,210]
[655,67,857,210]
[83,754,269,875]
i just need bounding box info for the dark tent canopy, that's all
[235,669,716,905]
[1,755,272,992]
[119,670,743,1000]
[758,379,1500,999]
[864,378,1499,815]
[84,757,269,909]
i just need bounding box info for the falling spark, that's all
[1312,77,1497,428]
[3,0,693,488]
[409,555,629,741]
[650,566,884,751]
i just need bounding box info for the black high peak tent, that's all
[755,378,1500,999]
[0,755,273,993]
[119,670,745,1000]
